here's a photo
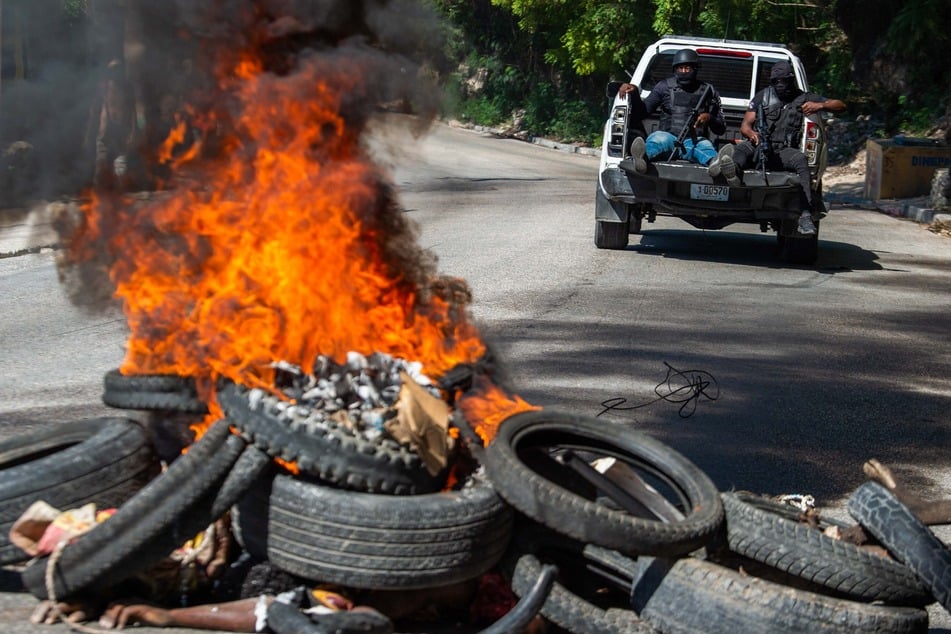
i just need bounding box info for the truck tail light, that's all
[804,120,820,165]
[607,106,628,157]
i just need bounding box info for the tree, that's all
[834,0,950,128]
[432,0,948,139]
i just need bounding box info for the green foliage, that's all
[517,82,603,143]
[489,0,652,77]
[560,1,654,76]
[895,93,948,135]
[653,0,690,36]
[886,0,949,54]
[62,0,85,15]
[458,95,509,127]
[883,0,950,123]
[62,0,86,20]
[441,51,527,127]
[434,0,947,147]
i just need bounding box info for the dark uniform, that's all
[642,76,726,164]
[732,85,829,210]
[628,49,726,172]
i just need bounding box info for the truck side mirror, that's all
[606,81,622,100]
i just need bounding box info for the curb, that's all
[0,206,60,258]
[869,199,949,226]
[463,123,601,158]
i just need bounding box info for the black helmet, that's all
[672,49,700,70]
[672,49,700,87]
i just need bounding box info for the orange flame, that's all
[458,377,541,446]
[69,49,533,444]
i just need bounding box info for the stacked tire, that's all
[219,379,515,592]
[0,418,161,566]
[483,411,939,633]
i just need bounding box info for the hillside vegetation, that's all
[431,0,951,154]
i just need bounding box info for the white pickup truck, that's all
[595,36,830,264]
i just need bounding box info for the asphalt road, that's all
[1,118,949,631]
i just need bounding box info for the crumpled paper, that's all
[384,371,453,476]
[9,500,115,557]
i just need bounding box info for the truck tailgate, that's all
[618,159,804,216]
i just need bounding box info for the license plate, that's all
[690,184,730,201]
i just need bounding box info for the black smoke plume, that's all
[46,0,456,319]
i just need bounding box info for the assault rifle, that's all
[756,100,772,184]
[667,83,713,161]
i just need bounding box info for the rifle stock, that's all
[667,83,713,161]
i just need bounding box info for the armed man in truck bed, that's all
[618,49,731,174]
[724,61,847,235]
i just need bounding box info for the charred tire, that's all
[721,492,931,605]
[625,555,929,634]
[102,369,206,414]
[233,472,513,590]
[103,369,196,394]
[102,388,208,414]
[483,410,723,557]
[503,525,652,634]
[508,552,649,634]
[481,561,557,634]
[21,421,249,600]
[209,444,272,519]
[595,220,629,250]
[0,418,160,565]
[218,381,442,495]
[848,481,950,612]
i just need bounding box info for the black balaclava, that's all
[770,61,800,101]
[676,64,699,89]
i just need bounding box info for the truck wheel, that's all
[628,209,643,235]
[779,220,819,265]
[595,220,629,249]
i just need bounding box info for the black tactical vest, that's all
[660,77,711,133]
[761,87,810,150]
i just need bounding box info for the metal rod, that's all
[561,449,664,520]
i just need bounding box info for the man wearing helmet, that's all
[618,49,730,174]
[723,60,846,235]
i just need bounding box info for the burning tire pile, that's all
[2,364,948,633]
[9,2,945,631]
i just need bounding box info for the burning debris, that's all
[4,2,549,629]
[263,352,443,427]
[54,0,491,417]
[218,352,464,494]
[225,351,457,485]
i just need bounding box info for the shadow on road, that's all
[480,301,951,505]
[629,229,882,272]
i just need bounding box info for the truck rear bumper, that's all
[607,160,813,220]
